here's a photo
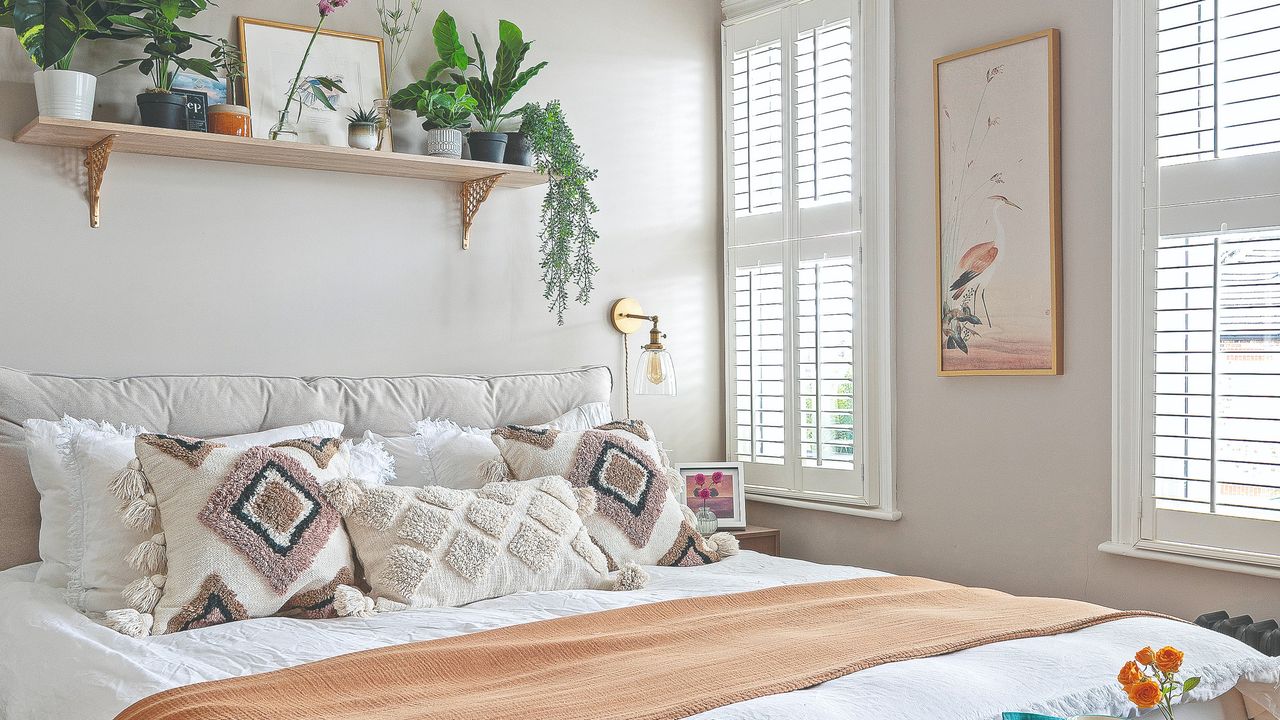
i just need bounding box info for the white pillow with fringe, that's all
[366,401,612,490]
[323,476,646,616]
[23,417,344,614]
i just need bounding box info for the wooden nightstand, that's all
[730,526,780,556]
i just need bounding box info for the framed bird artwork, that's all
[934,29,1063,376]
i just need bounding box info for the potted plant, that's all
[6,0,122,120]
[346,105,380,150]
[518,101,600,324]
[390,80,475,158]
[106,0,217,129]
[207,38,249,136]
[424,15,546,163]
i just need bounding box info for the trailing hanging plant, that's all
[105,0,216,91]
[518,101,599,324]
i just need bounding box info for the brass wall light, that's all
[611,299,677,414]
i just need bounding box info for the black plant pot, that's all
[503,131,533,166]
[137,92,187,130]
[468,131,508,163]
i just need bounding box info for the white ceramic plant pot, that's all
[33,69,97,120]
[423,128,464,159]
[347,122,378,150]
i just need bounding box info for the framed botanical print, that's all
[934,29,1062,375]
[675,462,746,530]
[238,17,391,150]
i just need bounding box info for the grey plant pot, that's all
[423,127,464,159]
[137,92,187,130]
[503,131,533,166]
[468,131,508,163]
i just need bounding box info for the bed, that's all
[0,365,1276,720]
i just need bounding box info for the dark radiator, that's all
[1195,611,1280,657]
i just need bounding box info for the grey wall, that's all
[751,0,1280,621]
[0,1,724,463]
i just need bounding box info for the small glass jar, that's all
[208,104,251,137]
[694,507,719,536]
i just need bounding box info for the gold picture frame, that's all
[934,29,1062,376]
[238,17,392,150]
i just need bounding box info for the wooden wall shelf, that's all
[14,116,546,245]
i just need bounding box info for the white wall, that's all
[0,1,724,463]
[750,0,1280,621]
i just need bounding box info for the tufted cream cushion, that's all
[329,477,613,613]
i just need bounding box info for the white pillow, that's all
[367,402,612,490]
[24,416,343,614]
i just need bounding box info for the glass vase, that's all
[694,507,719,536]
[373,97,391,151]
[269,112,299,142]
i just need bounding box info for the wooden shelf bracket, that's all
[460,172,506,250]
[85,135,116,228]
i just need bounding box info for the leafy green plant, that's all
[390,80,475,130]
[346,104,379,125]
[465,21,547,132]
[211,37,243,103]
[422,10,470,82]
[9,0,122,70]
[518,101,599,324]
[106,0,216,91]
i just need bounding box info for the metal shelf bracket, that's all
[460,172,507,249]
[85,135,117,228]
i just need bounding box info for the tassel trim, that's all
[125,533,167,574]
[123,574,165,614]
[611,562,649,591]
[333,585,410,618]
[322,478,364,517]
[705,532,740,558]
[104,608,153,638]
[477,457,511,486]
[108,458,147,503]
[121,493,159,531]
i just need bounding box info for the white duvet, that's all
[1,552,1277,720]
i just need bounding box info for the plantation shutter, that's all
[1145,0,1280,558]
[725,0,863,502]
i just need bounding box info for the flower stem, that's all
[277,17,326,130]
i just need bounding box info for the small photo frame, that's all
[170,88,208,133]
[676,462,746,530]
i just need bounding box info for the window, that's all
[722,0,895,518]
[1110,0,1280,576]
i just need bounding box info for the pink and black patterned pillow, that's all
[492,421,738,568]
[104,434,355,637]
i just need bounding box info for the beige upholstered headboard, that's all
[0,365,613,571]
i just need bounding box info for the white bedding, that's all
[0,552,1276,720]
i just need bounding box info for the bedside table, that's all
[730,526,780,556]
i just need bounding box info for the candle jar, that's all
[208,104,251,137]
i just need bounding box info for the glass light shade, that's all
[634,348,677,396]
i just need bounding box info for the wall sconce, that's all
[611,299,677,412]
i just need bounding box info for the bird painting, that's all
[949,195,1022,327]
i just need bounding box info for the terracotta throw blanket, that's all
[116,576,1165,720]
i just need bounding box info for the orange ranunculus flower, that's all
[1117,660,1145,687]
[1135,646,1155,665]
[1154,646,1184,673]
[1126,679,1163,709]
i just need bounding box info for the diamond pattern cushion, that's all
[329,477,611,612]
[492,421,738,568]
[108,435,355,636]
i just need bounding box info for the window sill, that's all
[1098,541,1280,581]
[746,492,901,521]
